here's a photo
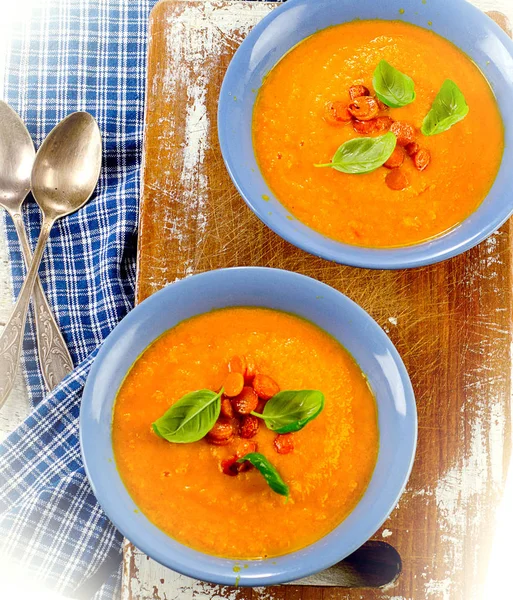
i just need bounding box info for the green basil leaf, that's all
[421,79,469,136]
[372,60,416,108]
[252,389,324,433]
[152,389,222,443]
[237,452,289,497]
[314,132,397,175]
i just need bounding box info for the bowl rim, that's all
[80,266,418,586]
[217,0,513,269]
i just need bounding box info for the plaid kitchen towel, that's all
[0,1,279,599]
[0,1,155,598]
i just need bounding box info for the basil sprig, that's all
[421,79,469,136]
[252,390,324,433]
[152,388,222,443]
[315,132,397,175]
[372,60,416,108]
[237,452,289,498]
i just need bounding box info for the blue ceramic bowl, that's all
[80,267,417,586]
[218,0,513,269]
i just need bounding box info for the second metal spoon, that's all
[0,100,73,391]
[0,111,102,407]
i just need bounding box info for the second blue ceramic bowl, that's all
[80,267,417,586]
[218,0,513,269]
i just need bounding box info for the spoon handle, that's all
[0,217,55,408]
[11,212,74,390]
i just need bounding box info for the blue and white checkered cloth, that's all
[0,1,155,598]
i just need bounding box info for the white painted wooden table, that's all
[1,1,512,599]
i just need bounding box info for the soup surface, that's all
[113,307,379,559]
[253,20,504,247]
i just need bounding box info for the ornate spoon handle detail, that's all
[0,218,54,407]
[11,212,73,390]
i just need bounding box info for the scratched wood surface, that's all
[125,1,512,599]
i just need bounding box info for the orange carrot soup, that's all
[252,20,504,248]
[112,307,379,559]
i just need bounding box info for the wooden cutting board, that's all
[124,1,512,598]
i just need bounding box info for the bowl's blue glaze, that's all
[218,0,513,269]
[80,268,417,585]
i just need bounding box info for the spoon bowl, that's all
[31,112,102,219]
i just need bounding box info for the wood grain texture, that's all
[127,1,513,599]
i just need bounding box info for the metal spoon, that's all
[0,112,102,407]
[0,101,74,391]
